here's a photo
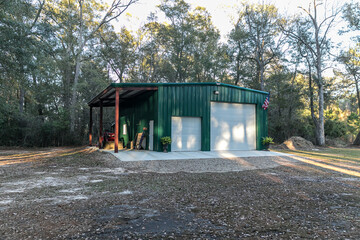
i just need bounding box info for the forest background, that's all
[1,0,360,147]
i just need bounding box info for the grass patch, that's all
[274,147,360,178]
[321,147,360,159]
[276,147,359,163]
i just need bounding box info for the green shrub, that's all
[160,136,172,145]
[262,137,274,145]
[325,119,347,138]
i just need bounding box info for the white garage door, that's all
[211,102,256,151]
[171,117,201,151]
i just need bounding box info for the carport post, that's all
[89,106,93,146]
[114,87,120,153]
[99,100,103,148]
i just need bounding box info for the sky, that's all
[110,0,354,46]
[115,0,305,34]
[105,0,358,78]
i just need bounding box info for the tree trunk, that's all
[354,131,360,145]
[353,77,360,145]
[32,74,44,117]
[317,83,325,146]
[315,46,326,146]
[19,87,25,113]
[355,76,360,114]
[63,57,72,109]
[315,16,325,146]
[235,51,241,85]
[309,71,320,145]
[70,0,84,133]
[260,66,265,91]
[306,59,319,144]
[70,53,82,133]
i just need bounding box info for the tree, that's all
[156,0,193,82]
[343,2,360,33]
[140,0,223,83]
[341,2,360,145]
[43,0,137,133]
[281,0,341,146]
[267,69,305,142]
[339,46,360,114]
[228,22,253,86]
[229,3,285,90]
[0,0,45,114]
[0,0,80,146]
[139,18,163,82]
[292,25,322,143]
[100,26,137,83]
[187,6,223,82]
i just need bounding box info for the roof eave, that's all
[108,82,269,95]
[88,85,113,107]
[88,82,269,107]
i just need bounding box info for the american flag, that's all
[262,94,270,110]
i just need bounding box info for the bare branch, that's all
[319,9,341,47]
[90,0,138,37]
[281,25,317,56]
[30,0,45,29]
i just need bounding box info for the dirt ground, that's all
[0,147,359,239]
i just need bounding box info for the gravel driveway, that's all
[115,155,298,173]
[0,148,359,239]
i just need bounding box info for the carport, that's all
[88,84,158,153]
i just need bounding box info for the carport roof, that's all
[88,83,158,107]
[88,82,269,107]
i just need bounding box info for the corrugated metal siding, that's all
[156,85,211,151]
[156,85,268,151]
[119,91,157,150]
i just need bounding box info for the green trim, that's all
[109,82,269,94]
[89,82,268,106]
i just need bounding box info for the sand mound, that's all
[281,136,315,150]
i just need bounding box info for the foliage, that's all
[267,71,306,142]
[347,112,360,140]
[281,0,342,146]
[321,108,360,143]
[136,0,225,83]
[343,2,360,32]
[324,119,347,139]
[0,0,134,146]
[261,137,274,145]
[99,26,137,82]
[0,0,359,147]
[229,3,285,90]
[160,136,172,145]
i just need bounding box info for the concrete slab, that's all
[103,149,292,162]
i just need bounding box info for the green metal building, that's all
[88,82,269,152]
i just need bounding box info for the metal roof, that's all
[88,82,268,107]
[88,85,158,107]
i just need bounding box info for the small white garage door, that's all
[211,102,256,151]
[171,117,201,151]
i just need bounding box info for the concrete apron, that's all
[103,149,292,162]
